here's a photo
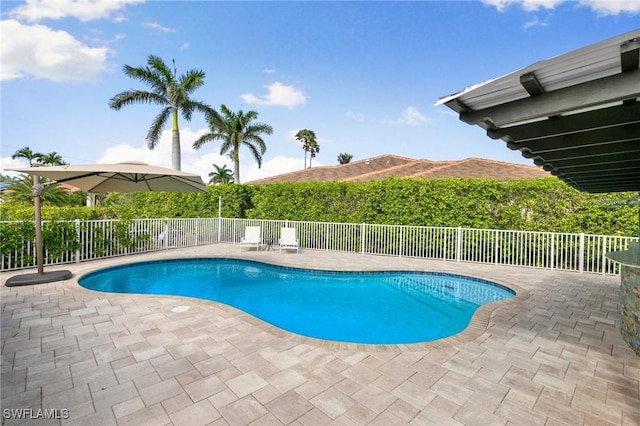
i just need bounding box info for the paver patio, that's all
[1,244,638,425]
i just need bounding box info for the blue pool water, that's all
[79,259,514,344]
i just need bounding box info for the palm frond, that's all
[243,134,268,154]
[122,64,167,95]
[180,69,206,93]
[147,107,171,148]
[109,90,168,110]
[244,142,263,168]
[146,55,175,85]
[192,132,222,149]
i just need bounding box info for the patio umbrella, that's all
[5,162,207,286]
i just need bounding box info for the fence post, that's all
[194,219,199,246]
[325,223,330,251]
[361,223,366,255]
[602,236,607,275]
[399,226,403,258]
[579,233,584,273]
[550,233,555,270]
[456,227,462,262]
[494,229,499,265]
[163,219,169,250]
[74,219,81,263]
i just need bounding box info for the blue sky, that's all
[1,0,639,183]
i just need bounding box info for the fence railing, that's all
[1,218,635,275]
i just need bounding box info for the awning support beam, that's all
[460,69,640,127]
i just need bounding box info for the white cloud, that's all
[346,111,365,122]
[0,157,32,178]
[241,82,306,107]
[523,15,549,29]
[93,127,304,184]
[263,69,276,74]
[0,19,111,82]
[579,0,640,15]
[402,107,430,125]
[8,0,144,23]
[383,107,431,126]
[143,21,175,33]
[179,42,190,50]
[483,0,639,14]
[0,129,311,184]
[482,0,563,12]
[97,127,212,174]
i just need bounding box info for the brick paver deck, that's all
[2,244,638,425]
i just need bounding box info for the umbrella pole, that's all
[34,174,44,275]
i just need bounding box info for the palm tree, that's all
[337,153,353,164]
[109,55,215,170]
[4,175,71,206]
[193,104,273,184]
[11,147,41,166]
[295,129,317,169]
[36,152,67,166]
[308,139,320,168]
[208,164,234,185]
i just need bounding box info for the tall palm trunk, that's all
[171,131,181,170]
[171,109,181,170]
[233,151,241,184]
[304,151,307,169]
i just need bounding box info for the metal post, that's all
[361,223,366,255]
[163,219,169,250]
[75,219,81,263]
[456,227,462,262]
[217,197,223,243]
[33,174,44,274]
[327,222,331,251]
[602,236,607,275]
[550,233,555,270]
[579,233,584,273]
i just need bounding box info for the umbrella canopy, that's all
[5,161,206,285]
[9,161,206,193]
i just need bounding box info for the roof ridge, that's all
[462,157,542,169]
[248,161,347,183]
[414,161,457,176]
[348,154,416,165]
[342,159,432,181]
[249,155,548,184]
[248,154,419,183]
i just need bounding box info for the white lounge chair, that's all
[240,226,262,251]
[278,227,299,253]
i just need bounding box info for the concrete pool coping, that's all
[1,243,638,425]
[71,254,529,353]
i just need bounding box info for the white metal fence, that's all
[1,218,635,274]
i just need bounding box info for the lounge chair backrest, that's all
[280,227,296,242]
[244,226,261,241]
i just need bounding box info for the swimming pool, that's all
[79,258,515,344]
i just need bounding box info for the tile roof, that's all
[247,154,550,184]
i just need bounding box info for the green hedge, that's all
[0,178,636,236]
